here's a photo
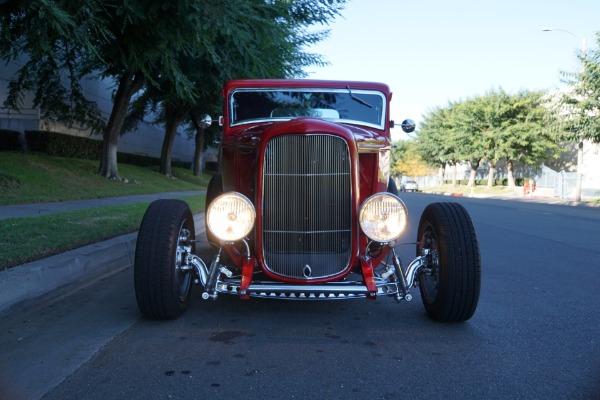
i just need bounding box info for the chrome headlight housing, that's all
[359,193,408,243]
[206,192,256,242]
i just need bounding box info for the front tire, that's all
[134,199,195,320]
[416,202,481,322]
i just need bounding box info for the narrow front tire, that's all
[416,202,481,322]
[134,199,195,320]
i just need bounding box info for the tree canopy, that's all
[390,140,430,178]
[552,32,600,144]
[1,0,346,180]
[415,89,561,187]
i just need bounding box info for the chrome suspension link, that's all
[391,248,412,302]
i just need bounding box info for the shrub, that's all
[25,130,102,159]
[23,130,193,169]
[0,129,22,151]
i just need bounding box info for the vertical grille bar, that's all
[262,135,352,279]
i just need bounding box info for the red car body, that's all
[216,79,395,289]
[134,79,481,323]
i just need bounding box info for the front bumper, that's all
[186,251,428,302]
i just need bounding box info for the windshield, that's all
[229,88,386,129]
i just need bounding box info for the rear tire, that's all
[387,177,398,195]
[416,202,481,322]
[134,199,195,320]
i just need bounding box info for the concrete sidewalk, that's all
[427,190,600,207]
[0,190,204,220]
[0,192,206,315]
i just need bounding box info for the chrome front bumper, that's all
[186,252,428,302]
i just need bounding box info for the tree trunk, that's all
[451,161,457,186]
[468,159,480,187]
[438,162,445,186]
[98,72,144,180]
[190,114,205,177]
[160,104,188,177]
[506,158,515,188]
[487,160,496,188]
[193,131,204,177]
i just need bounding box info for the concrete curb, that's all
[0,213,206,316]
[0,233,137,315]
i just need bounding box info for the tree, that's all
[88,1,212,181]
[390,140,410,177]
[391,140,430,178]
[555,32,600,144]
[116,0,347,177]
[2,0,209,180]
[451,99,486,187]
[416,104,466,186]
[147,0,346,177]
[469,89,559,188]
[1,0,106,132]
[2,0,346,181]
[498,91,560,188]
[416,89,558,188]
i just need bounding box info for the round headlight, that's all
[359,193,408,242]
[206,192,256,242]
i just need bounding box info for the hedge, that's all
[2,130,192,169]
[117,152,191,169]
[25,130,102,159]
[0,129,22,151]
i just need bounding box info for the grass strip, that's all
[0,152,211,205]
[0,195,205,270]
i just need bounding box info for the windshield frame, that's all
[228,87,387,130]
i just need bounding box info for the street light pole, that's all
[542,27,586,202]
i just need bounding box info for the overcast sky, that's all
[307,0,600,140]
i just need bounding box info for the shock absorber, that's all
[391,248,412,302]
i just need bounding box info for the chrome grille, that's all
[262,135,352,279]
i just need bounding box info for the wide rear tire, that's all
[416,202,481,322]
[387,177,398,195]
[134,199,195,320]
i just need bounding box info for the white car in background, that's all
[401,180,419,192]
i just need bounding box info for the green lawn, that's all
[0,152,210,270]
[0,152,211,205]
[0,195,205,269]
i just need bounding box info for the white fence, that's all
[533,165,600,200]
[403,164,600,200]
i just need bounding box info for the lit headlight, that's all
[206,192,256,242]
[359,193,408,242]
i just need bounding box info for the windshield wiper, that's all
[346,85,373,108]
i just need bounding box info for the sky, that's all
[306,0,600,141]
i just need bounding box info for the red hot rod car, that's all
[134,79,481,322]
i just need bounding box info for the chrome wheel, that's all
[175,226,193,302]
[419,226,440,304]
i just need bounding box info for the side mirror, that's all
[401,119,415,133]
[199,114,213,129]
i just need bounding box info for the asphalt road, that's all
[1,193,599,400]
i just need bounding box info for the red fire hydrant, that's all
[523,179,536,196]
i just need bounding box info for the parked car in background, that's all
[401,180,419,192]
[133,79,481,323]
